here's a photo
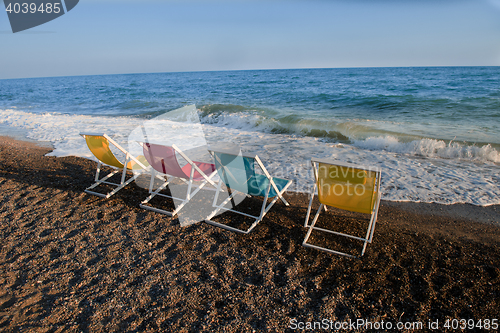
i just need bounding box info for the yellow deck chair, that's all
[303,157,382,258]
[80,133,149,198]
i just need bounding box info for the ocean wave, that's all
[199,104,250,115]
[197,104,417,141]
[354,136,500,163]
[198,104,368,141]
[196,104,500,164]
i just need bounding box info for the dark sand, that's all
[0,136,499,332]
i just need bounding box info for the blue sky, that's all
[1,0,500,79]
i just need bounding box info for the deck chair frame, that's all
[139,143,218,217]
[205,148,292,234]
[303,157,382,258]
[80,133,149,199]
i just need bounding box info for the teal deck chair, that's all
[205,148,292,234]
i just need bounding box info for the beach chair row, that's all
[80,133,382,258]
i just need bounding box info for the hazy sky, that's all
[1,0,500,79]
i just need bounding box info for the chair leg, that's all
[140,176,176,216]
[304,184,317,227]
[205,219,257,234]
[148,169,156,193]
[141,171,218,217]
[184,171,217,201]
[303,203,323,240]
[302,204,376,258]
[302,204,358,259]
[360,209,378,256]
[141,178,171,204]
[279,196,290,206]
[206,178,293,234]
[273,179,292,206]
[361,240,369,256]
[94,161,102,182]
[268,179,292,208]
[86,168,121,191]
[85,167,142,199]
[205,189,262,234]
[169,171,217,217]
[104,172,140,199]
[120,155,129,185]
[206,189,237,221]
[257,182,272,221]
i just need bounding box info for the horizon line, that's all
[2,65,499,81]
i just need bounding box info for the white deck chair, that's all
[205,148,292,234]
[303,158,382,258]
[138,142,217,217]
[80,133,149,199]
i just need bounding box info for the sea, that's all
[0,67,499,206]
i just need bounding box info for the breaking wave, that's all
[196,104,500,164]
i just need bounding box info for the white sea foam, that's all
[0,108,145,161]
[354,136,500,163]
[199,108,500,163]
[0,108,499,206]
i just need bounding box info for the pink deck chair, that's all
[138,142,217,217]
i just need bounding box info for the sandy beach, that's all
[0,136,499,332]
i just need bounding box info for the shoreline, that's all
[0,136,499,332]
[2,133,498,224]
[2,105,499,205]
[0,127,53,148]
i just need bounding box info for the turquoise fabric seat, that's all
[247,174,291,197]
[205,149,293,234]
[213,152,290,198]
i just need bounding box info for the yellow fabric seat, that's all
[81,133,149,198]
[317,163,377,215]
[84,135,148,170]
